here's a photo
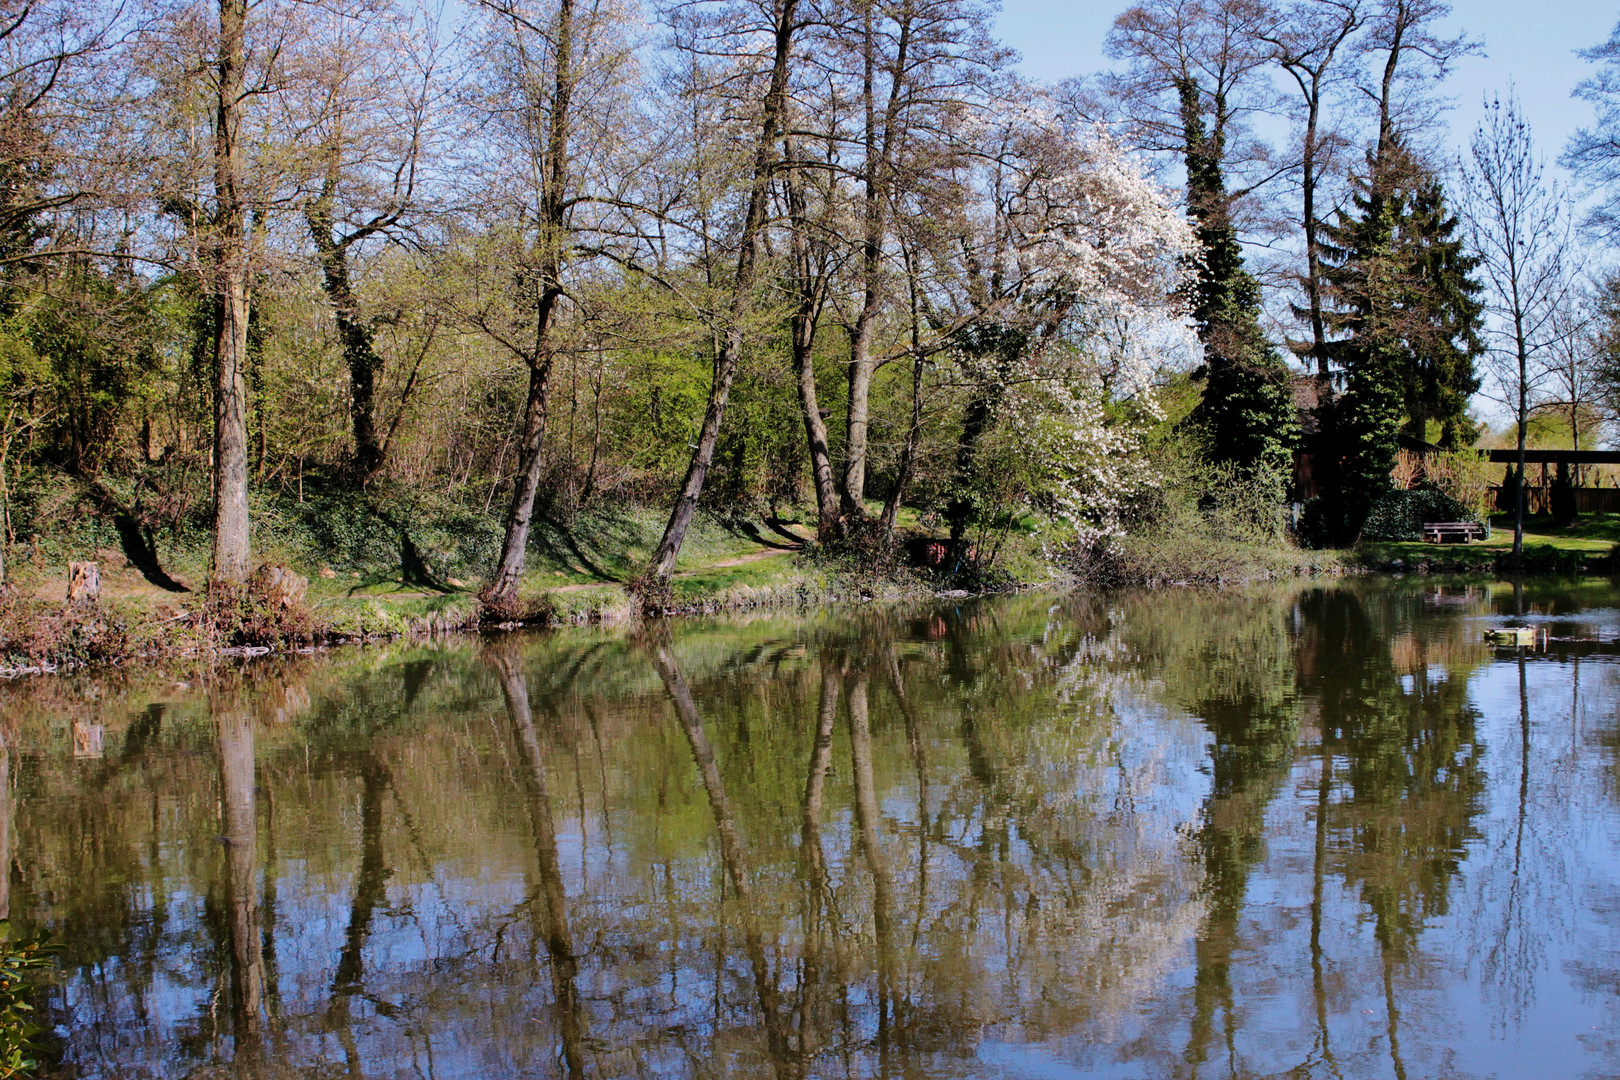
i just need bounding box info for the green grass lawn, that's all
[1357,512,1620,565]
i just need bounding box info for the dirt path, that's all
[550,544,800,593]
[703,546,800,569]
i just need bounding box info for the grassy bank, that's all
[1355,512,1620,575]
[13,480,1618,675]
[0,486,948,672]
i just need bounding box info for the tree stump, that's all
[249,563,307,610]
[72,722,104,759]
[67,562,100,604]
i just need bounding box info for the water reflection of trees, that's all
[9,583,1620,1078]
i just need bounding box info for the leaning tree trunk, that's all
[487,0,575,606]
[878,353,924,538]
[639,0,800,596]
[488,330,560,602]
[211,0,252,586]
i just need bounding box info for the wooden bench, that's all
[1422,521,1487,544]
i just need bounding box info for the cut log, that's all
[250,563,308,609]
[67,561,100,604]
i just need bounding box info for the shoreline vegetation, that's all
[4,3,1619,691]
[3,487,1616,677]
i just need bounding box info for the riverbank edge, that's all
[0,544,1355,678]
[9,537,1615,679]
[0,561,950,678]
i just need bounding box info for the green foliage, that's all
[0,924,59,1078]
[1302,486,1478,546]
[1310,140,1486,544]
[1319,141,1484,448]
[1067,453,1333,586]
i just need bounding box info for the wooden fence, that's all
[1488,486,1620,514]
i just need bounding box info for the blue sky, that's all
[992,0,1619,177]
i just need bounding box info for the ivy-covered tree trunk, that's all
[307,202,386,483]
[943,388,993,559]
[1174,77,1296,484]
[1334,348,1403,543]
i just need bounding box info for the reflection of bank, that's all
[0,730,9,922]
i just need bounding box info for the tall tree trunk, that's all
[488,0,575,604]
[842,2,911,518]
[640,0,799,594]
[1301,88,1328,378]
[878,353,923,538]
[1514,318,1527,559]
[879,242,926,539]
[782,146,841,539]
[211,0,252,585]
[488,324,560,601]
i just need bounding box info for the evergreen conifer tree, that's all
[1313,138,1484,541]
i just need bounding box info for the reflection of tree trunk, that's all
[848,668,898,1050]
[217,706,264,1044]
[494,654,587,1080]
[1382,943,1408,1080]
[327,754,393,1077]
[795,658,840,1069]
[884,648,933,970]
[1309,746,1334,1070]
[645,634,788,1068]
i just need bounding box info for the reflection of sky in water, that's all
[8,580,1620,1078]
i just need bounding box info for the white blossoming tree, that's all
[901,87,1197,560]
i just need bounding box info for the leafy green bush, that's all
[0,925,58,1078]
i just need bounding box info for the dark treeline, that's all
[5,0,1620,602]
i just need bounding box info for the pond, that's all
[4,579,1620,1079]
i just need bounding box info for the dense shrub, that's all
[1358,488,1480,541]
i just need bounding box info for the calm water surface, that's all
[5,580,1620,1079]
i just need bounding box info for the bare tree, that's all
[637,0,805,600]
[778,97,847,539]
[830,0,1004,522]
[1101,0,1286,232]
[1259,0,1361,376]
[1358,0,1473,157]
[1461,95,1572,558]
[286,1,448,485]
[1563,16,1620,242]
[460,0,641,605]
